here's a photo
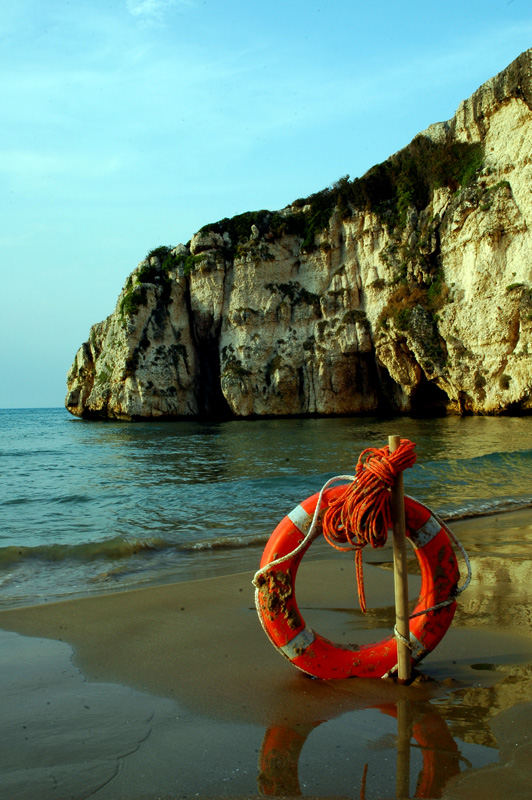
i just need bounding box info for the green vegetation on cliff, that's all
[295,137,483,235]
[119,247,175,321]
[199,136,484,252]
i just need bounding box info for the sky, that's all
[1,0,531,408]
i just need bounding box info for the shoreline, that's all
[1,508,532,798]
[2,500,531,613]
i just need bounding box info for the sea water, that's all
[1,408,531,607]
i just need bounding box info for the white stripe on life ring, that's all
[287,504,312,535]
[411,515,441,548]
[279,626,315,659]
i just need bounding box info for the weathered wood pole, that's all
[389,434,411,683]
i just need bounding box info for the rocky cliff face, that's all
[66,50,532,420]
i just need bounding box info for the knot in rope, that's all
[322,438,417,613]
[357,447,397,487]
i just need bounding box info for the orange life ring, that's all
[255,485,460,679]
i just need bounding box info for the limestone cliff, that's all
[66,50,532,420]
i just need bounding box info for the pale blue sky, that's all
[1,0,531,408]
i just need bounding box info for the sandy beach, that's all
[1,509,532,799]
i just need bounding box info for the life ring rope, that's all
[252,473,355,588]
[252,476,472,621]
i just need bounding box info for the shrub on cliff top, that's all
[146,245,172,262]
[119,247,177,322]
[198,137,483,250]
[119,285,147,319]
[199,209,307,257]
[344,137,484,229]
[137,261,169,285]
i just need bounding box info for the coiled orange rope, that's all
[322,439,417,613]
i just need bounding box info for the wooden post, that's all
[389,435,411,683]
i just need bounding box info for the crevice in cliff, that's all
[363,356,396,414]
[410,377,450,417]
[183,277,232,420]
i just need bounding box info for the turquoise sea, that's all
[1,407,531,608]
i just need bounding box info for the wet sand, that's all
[1,509,532,799]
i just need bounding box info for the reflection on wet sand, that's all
[255,663,532,799]
[258,700,461,798]
[456,556,532,631]
[436,662,532,749]
[437,534,532,749]
[441,700,532,799]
